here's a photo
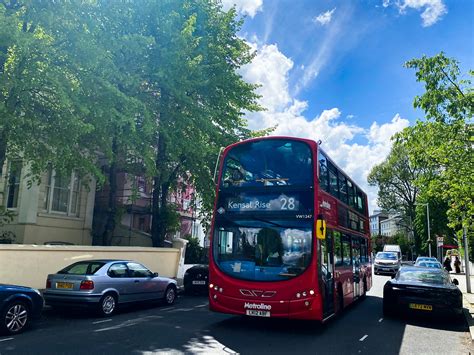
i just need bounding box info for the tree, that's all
[131,1,261,246]
[367,143,422,252]
[397,53,473,236]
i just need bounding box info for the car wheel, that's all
[164,286,177,305]
[1,301,30,335]
[98,293,117,317]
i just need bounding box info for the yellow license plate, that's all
[409,303,433,311]
[56,282,74,289]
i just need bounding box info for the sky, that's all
[220,0,474,214]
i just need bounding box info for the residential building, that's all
[0,160,96,245]
[92,172,204,247]
[369,210,388,237]
[380,214,404,237]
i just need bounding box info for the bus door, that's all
[321,231,335,317]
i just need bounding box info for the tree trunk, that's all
[102,137,118,246]
[151,132,167,247]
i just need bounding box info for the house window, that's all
[43,170,81,216]
[6,161,22,208]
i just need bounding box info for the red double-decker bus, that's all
[208,136,371,321]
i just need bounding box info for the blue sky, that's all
[222,0,474,213]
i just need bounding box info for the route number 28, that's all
[280,197,296,210]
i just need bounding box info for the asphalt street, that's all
[0,274,472,355]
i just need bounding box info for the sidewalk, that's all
[451,273,474,342]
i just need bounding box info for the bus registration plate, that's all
[246,310,270,317]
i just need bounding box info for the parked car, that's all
[0,284,44,335]
[414,256,438,266]
[417,261,442,269]
[383,266,462,320]
[43,260,178,316]
[374,252,401,275]
[184,265,209,294]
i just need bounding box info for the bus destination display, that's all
[223,193,301,212]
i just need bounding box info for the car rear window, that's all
[398,269,448,285]
[58,261,106,275]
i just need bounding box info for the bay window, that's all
[43,170,81,216]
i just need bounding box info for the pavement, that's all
[451,272,474,342]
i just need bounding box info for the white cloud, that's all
[295,6,353,95]
[240,42,410,213]
[382,0,391,8]
[313,8,336,26]
[221,0,263,18]
[239,43,294,116]
[396,0,447,27]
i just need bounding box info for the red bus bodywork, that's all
[209,136,371,321]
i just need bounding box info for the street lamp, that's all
[415,203,431,257]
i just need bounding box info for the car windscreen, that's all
[213,219,312,281]
[376,252,397,260]
[58,261,106,275]
[397,269,449,285]
[221,140,313,188]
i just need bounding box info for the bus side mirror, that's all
[316,217,326,240]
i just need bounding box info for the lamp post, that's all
[415,203,431,257]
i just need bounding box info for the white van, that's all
[383,244,402,261]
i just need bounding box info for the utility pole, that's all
[463,221,471,293]
[426,204,431,258]
[415,202,431,257]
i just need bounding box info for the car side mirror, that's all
[452,279,459,286]
[152,272,159,278]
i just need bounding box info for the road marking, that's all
[194,304,208,308]
[378,318,383,323]
[168,308,193,312]
[93,319,113,324]
[0,338,14,343]
[161,307,175,311]
[95,315,162,333]
[359,335,368,342]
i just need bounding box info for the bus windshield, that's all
[221,140,312,188]
[213,219,312,281]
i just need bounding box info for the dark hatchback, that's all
[383,266,462,320]
[183,265,209,294]
[0,284,44,335]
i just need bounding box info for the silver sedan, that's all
[43,259,178,316]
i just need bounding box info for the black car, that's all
[383,266,462,320]
[183,265,209,295]
[0,284,44,335]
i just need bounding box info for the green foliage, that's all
[0,206,14,226]
[367,143,421,251]
[0,1,265,245]
[398,53,473,233]
[369,53,473,254]
[183,235,208,264]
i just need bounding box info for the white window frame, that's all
[43,170,81,217]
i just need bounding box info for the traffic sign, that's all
[437,236,444,247]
